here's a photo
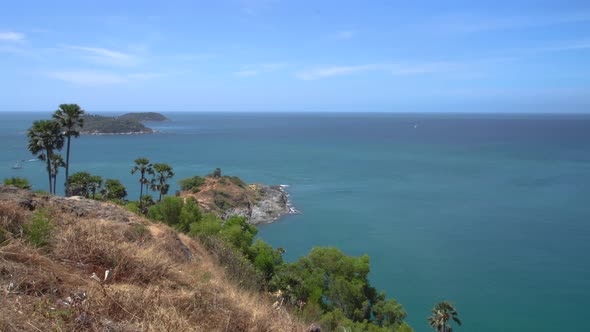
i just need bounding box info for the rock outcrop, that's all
[179,176,295,225]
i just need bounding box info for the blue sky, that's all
[1,0,589,112]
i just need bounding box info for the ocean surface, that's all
[1,112,589,331]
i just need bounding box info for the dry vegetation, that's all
[0,192,308,331]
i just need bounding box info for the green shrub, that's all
[124,202,141,214]
[178,176,205,192]
[3,177,31,189]
[101,178,127,200]
[24,210,52,247]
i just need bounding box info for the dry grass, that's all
[0,198,306,332]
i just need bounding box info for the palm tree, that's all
[53,104,85,196]
[427,301,461,332]
[89,175,103,199]
[151,163,175,201]
[131,158,154,208]
[27,120,64,193]
[49,154,65,194]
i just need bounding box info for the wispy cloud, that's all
[0,31,25,42]
[234,63,287,77]
[64,45,138,66]
[334,30,357,40]
[296,64,381,80]
[46,70,161,85]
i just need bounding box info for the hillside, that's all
[119,112,169,122]
[79,115,154,134]
[0,185,307,331]
[179,174,291,224]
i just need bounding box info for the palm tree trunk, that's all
[65,135,71,196]
[139,175,144,207]
[46,149,52,194]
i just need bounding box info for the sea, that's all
[1,112,589,332]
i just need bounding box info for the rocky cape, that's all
[179,175,294,225]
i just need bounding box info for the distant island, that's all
[79,112,168,135]
[118,112,169,122]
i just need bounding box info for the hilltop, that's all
[0,185,307,331]
[118,112,169,122]
[178,173,292,224]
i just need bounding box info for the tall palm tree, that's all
[131,158,154,208]
[53,104,85,196]
[427,301,461,332]
[27,120,64,193]
[151,163,175,201]
[49,154,65,194]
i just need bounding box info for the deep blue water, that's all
[1,112,590,331]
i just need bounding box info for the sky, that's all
[1,0,590,112]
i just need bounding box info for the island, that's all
[178,169,294,224]
[118,112,170,122]
[78,112,168,134]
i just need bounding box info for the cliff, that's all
[179,175,293,225]
[0,185,307,331]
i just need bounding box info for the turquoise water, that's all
[2,112,590,331]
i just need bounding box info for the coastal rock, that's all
[222,184,291,224]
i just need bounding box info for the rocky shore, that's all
[222,184,294,224]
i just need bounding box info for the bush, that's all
[24,210,52,247]
[102,178,127,200]
[125,202,141,214]
[149,196,202,233]
[178,176,205,193]
[3,177,31,189]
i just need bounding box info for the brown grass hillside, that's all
[181,176,260,214]
[0,186,307,332]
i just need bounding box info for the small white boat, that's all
[11,160,23,169]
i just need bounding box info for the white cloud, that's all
[64,45,138,66]
[296,61,471,80]
[234,63,287,77]
[47,71,126,85]
[335,30,357,40]
[0,31,25,41]
[46,70,161,85]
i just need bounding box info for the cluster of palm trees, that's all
[131,158,175,208]
[428,301,461,332]
[26,104,84,194]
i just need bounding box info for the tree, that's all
[27,120,64,194]
[101,179,127,200]
[212,168,222,178]
[49,154,65,194]
[53,104,85,196]
[131,158,154,209]
[151,163,175,201]
[67,171,92,197]
[89,175,103,199]
[428,301,461,332]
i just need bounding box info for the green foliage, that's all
[124,202,141,214]
[248,239,283,280]
[148,196,183,226]
[178,175,205,192]
[428,301,461,332]
[24,210,52,247]
[270,247,408,329]
[188,213,222,236]
[27,119,65,194]
[101,178,127,200]
[151,163,174,201]
[212,168,222,178]
[219,215,257,253]
[80,114,152,134]
[118,112,168,122]
[3,177,31,189]
[68,171,92,196]
[148,196,202,233]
